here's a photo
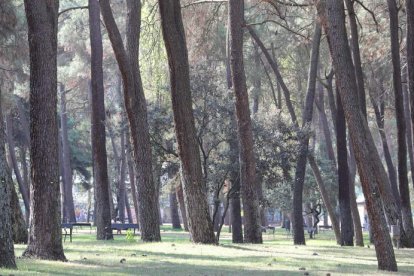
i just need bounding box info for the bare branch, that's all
[58,6,89,17]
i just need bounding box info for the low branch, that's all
[182,0,226,9]
[58,6,89,17]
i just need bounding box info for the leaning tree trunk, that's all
[387,0,414,247]
[5,115,30,220]
[126,134,139,225]
[22,0,65,260]
[158,0,215,244]
[229,0,262,244]
[336,87,353,246]
[0,90,17,268]
[10,180,28,244]
[100,0,160,242]
[320,0,397,271]
[176,179,189,231]
[291,22,322,245]
[59,84,76,223]
[408,0,414,192]
[88,0,113,240]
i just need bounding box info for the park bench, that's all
[318,225,333,230]
[61,222,92,243]
[111,223,139,235]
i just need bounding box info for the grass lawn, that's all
[1,226,413,275]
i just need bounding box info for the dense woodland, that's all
[0,0,414,273]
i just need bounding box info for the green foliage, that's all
[125,229,135,243]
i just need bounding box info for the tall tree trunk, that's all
[229,136,243,243]
[170,189,182,229]
[344,0,367,118]
[408,0,414,192]
[158,0,215,244]
[88,0,113,240]
[100,0,160,242]
[126,134,139,225]
[23,0,65,260]
[20,146,30,223]
[59,84,76,223]
[403,80,414,196]
[291,22,322,245]
[336,88,353,246]
[5,115,30,220]
[387,0,414,247]
[0,90,17,268]
[11,180,28,244]
[117,127,127,223]
[308,155,341,244]
[320,0,397,271]
[348,141,364,246]
[229,0,262,244]
[176,179,189,231]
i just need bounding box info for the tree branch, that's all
[58,6,89,17]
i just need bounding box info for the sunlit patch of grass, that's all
[1,227,413,275]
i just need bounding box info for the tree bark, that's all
[117,127,127,223]
[22,0,65,260]
[320,0,397,271]
[170,189,182,229]
[126,134,139,225]
[229,0,262,243]
[291,22,322,245]
[344,0,367,118]
[387,0,414,247]
[59,84,76,223]
[88,0,113,240]
[0,90,17,268]
[336,88,353,246]
[176,179,189,231]
[158,0,215,244]
[100,0,160,242]
[5,114,30,220]
[408,0,414,192]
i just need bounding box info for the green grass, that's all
[1,227,413,275]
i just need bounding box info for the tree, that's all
[291,21,321,245]
[229,0,262,243]
[0,88,16,269]
[386,0,414,247]
[100,0,160,241]
[88,0,113,240]
[408,1,414,177]
[320,0,397,271]
[22,0,65,260]
[158,0,216,244]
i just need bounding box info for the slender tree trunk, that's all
[22,0,65,260]
[403,81,414,196]
[176,179,189,231]
[344,0,367,117]
[291,22,322,245]
[126,134,139,225]
[336,88,353,246]
[170,189,182,229]
[117,127,127,223]
[5,115,30,219]
[100,0,160,241]
[20,146,30,223]
[10,180,28,244]
[59,84,76,223]
[0,90,16,268]
[320,0,397,270]
[229,136,243,243]
[229,0,262,244]
[125,193,133,223]
[158,0,215,243]
[88,0,113,240]
[408,0,414,192]
[348,141,364,246]
[387,0,414,247]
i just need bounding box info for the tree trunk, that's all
[59,84,76,223]
[176,179,189,231]
[403,80,414,201]
[387,0,414,247]
[5,115,30,220]
[117,127,127,223]
[100,0,160,242]
[126,134,139,225]
[408,0,414,192]
[229,0,262,244]
[308,155,341,244]
[348,141,364,246]
[11,180,28,244]
[291,23,322,245]
[170,189,182,229]
[229,137,243,243]
[0,90,17,268]
[344,0,367,118]
[22,0,65,260]
[320,0,397,271]
[158,0,215,244]
[20,146,30,223]
[336,88,353,246]
[88,0,113,240]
